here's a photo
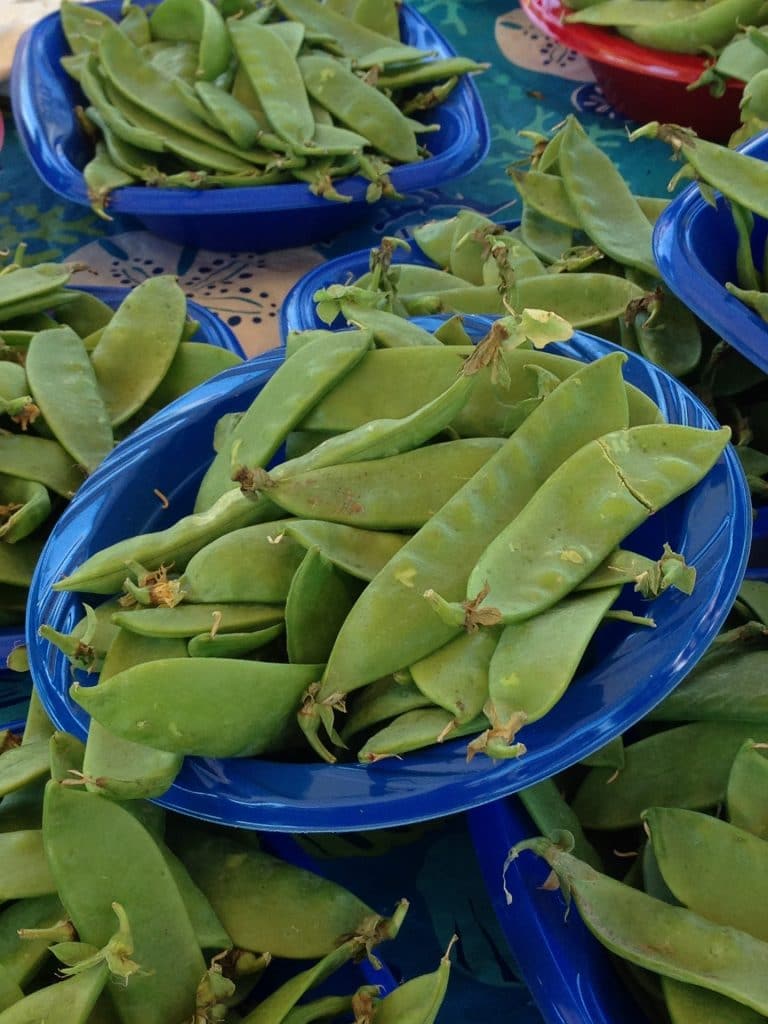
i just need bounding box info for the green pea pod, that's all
[285,548,356,664]
[357,708,488,762]
[0,265,74,315]
[448,210,503,285]
[0,741,50,798]
[187,622,284,658]
[511,168,581,229]
[194,329,372,512]
[623,0,766,53]
[0,830,57,900]
[412,216,459,267]
[22,689,56,746]
[340,304,441,347]
[194,81,262,150]
[649,646,768,723]
[281,994,358,1024]
[579,735,625,769]
[149,0,230,80]
[0,535,45,589]
[629,285,703,378]
[60,0,116,54]
[39,597,122,673]
[369,942,455,1024]
[302,352,632,760]
[578,545,695,596]
[24,326,113,475]
[460,424,729,625]
[173,827,375,959]
[662,977,765,1024]
[518,779,602,869]
[410,627,499,724]
[0,476,51,544]
[644,806,768,942]
[0,960,107,1023]
[42,781,206,1024]
[434,315,472,346]
[158,843,231,952]
[725,282,768,322]
[727,740,768,839]
[112,603,284,639]
[341,676,434,743]
[48,731,86,784]
[90,275,186,427]
[83,142,136,219]
[0,964,23,1014]
[283,519,408,581]
[512,273,646,328]
[0,895,66,987]
[737,579,768,623]
[71,658,324,757]
[511,838,768,1016]
[54,288,114,337]
[519,204,573,264]
[571,721,768,830]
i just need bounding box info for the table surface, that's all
[0,3,680,1018]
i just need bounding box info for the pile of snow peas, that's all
[510,576,768,1021]
[45,316,728,778]
[58,0,486,216]
[0,247,241,628]
[0,690,452,1023]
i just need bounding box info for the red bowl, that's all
[521,0,743,140]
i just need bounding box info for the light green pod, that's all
[341,676,434,743]
[662,976,766,1023]
[283,519,408,580]
[519,779,602,869]
[0,894,66,987]
[187,622,284,658]
[0,964,23,1014]
[112,603,284,639]
[285,547,356,665]
[370,944,454,1024]
[410,627,499,724]
[0,476,51,544]
[0,961,107,1024]
[0,740,50,798]
[727,740,768,839]
[649,647,768,723]
[0,830,56,899]
[357,708,487,762]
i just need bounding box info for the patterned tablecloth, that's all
[0,3,678,1018]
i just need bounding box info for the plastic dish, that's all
[27,314,750,832]
[10,1,490,253]
[0,283,243,671]
[467,797,649,1024]
[654,129,768,378]
[521,0,742,141]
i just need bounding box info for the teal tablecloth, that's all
[0,4,681,1018]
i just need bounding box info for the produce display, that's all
[57,0,486,214]
[0,250,241,627]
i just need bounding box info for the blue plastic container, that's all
[26,317,751,833]
[0,283,243,672]
[467,797,649,1024]
[10,1,490,253]
[653,129,768,375]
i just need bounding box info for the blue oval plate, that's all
[27,319,751,832]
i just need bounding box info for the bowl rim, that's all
[10,0,491,216]
[26,326,752,832]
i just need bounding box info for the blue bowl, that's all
[467,797,649,1024]
[10,1,490,253]
[653,128,768,375]
[0,283,243,673]
[26,316,750,832]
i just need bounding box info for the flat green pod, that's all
[662,976,765,1023]
[341,676,434,744]
[0,476,51,544]
[0,741,51,799]
[0,830,57,900]
[285,548,356,664]
[410,627,499,724]
[111,602,284,639]
[187,622,284,658]
[0,894,66,987]
[727,740,768,839]
[0,961,107,1023]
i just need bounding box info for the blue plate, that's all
[0,284,243,674]
[10,1,490,253]
[468,797,648,1024]
[653,128,768,375]
[26,316,751,832]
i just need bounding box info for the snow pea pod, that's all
[149,0,230,80]
[112,602,284,638]
[72,658,324,757]
[357,708,487,762]
[78,55,166,153]
[158,842,231,952]
[727,740,768,839]
[409,627,499,724]
[649,646,768,722]
[630,286,703,378]
[0,966,22,1015]
[624,0,767,53]
[512,273,646,328]
[340,305,441,347]
[370,943,454,1024]
[301,352,631,760]
[567,0,707,27]
[187,622,284,658]
[644,806,768,941]
[341,676,433,743]
[83,142,135,218]
[0,830,56,899]
[518,778,602,869]
[0,536,45,589]
[42,781,206,1024]
[0,431,84,498]
[0,895,65,987]
[194,81,262,150]
[0,741,50,798]
[60,0,115,54]
[262,438,504,530]
[283,519,408,580]
[662,977,765,1024]
[195,329,372,512]
[0,476,51,544]
[90,275,186,427]
[25,326,113,474]
[0,960,107,1024]
[142,343,242,413]
[285,548,356,664]
[0,265,74,314]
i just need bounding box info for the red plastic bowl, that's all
[521,0,743,140]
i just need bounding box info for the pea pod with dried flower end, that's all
[187,622,284,658]
[578,544,695,596]
[42,781,206,1024]
[72,658,323,757]
[662,977,765,1024]
[195,329,372,513]
[0,477,51,545]
[80,631,187,802]
[341,677,434,744]
[262,438,504,530]
[455,423,729,626]
[0,957,108,1024]
[519,778,602,869]
[111,602,284,639]
[410,627,500,724]
[53,485,282,595]
[281,992,364,1024]
[507,837,768,1015]
[0,895,66,987]
[368,938,455,1024]
[173,826,374,959]
[727,740,768,839]
[571,721,768,830]
[643,806,768,941]
[357,708,489,763]
[300,352,631,761]
[90,275,186,427]
[49,730,86,785]
[285,548,357,665]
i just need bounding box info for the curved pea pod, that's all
[662,977,765,1024]
[39,597,121,673]
[158,843,230,952]
[301,352,632,760]
[357,708,487,762]
[340,304,441,347]
[90,275,186,427]
[0,895,66,987]
[510,837,768,1016]
[341,676,434,744]
[195,329,372,513]
[187,622,284,658]
[262,438,504,530]
[81,631,187,801]
[519,779,602,869]
[411,216,460,267]
[281,993,361,1024]
[42,781,206,1024]
[192,82,260,150]
[0,264,75,316]
[149,0,230,80]
[461,424,730,625]
[49,730,86,784]
[512,273,646,329]
[510,168,581,229]
[285,548,356,665]
[299,54,418,164]
[0,830,56,899]
[649,646,768,723]
[0,960,108,1023]
[625,0,766,53]
[578,544,695,597]
[478,587,622,755]
[0,434,84,504]
[727,740,768,839]
[519,204,573,265]
[60,0,115,54]
[368,940,455,1024]
[448,209,504,285]
[434,315,472,346]
[571,721,768,830]
[410,627,499,724]
[174,827,374,958]
[112,602,284,639]
[53,485,282,595]
[0,740,50,798]
[402,285,506,317]
[643,806,768,942]
[629,286,703,379]
[0,477,51,544]
[179,520,303,603]
[71,658,323,757]
[283,520,408,580]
